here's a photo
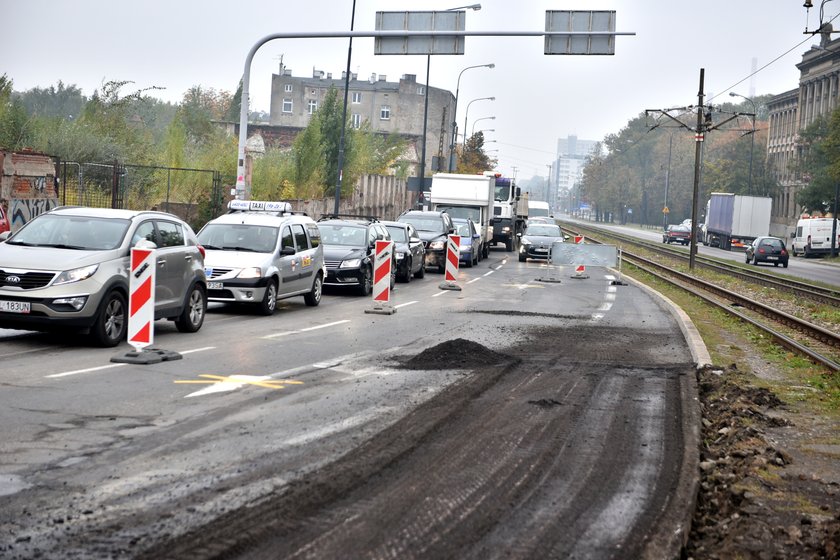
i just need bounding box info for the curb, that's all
[611,268,704,560]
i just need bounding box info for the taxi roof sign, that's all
[228,200,293,213]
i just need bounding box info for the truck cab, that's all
[487,172,527,252]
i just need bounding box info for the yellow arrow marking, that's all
[174,374,304,390]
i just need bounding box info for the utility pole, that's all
[689,69,705,270]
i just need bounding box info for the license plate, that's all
[0,300,30,314]
[207,281,223,290]
[767,256,778,261]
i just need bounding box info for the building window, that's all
[284,84,293,93]
[352,114,361,128]
[307,99,318,114]
[352,92,362,104]
[380,105,391,120]
[417,86,425,95]
[283,99,293,113]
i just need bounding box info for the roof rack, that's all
[226,200,308,217]
[317,213,379,222]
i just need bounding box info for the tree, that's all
[795,110,840,215]
[0,74,34,150]
[458,132,493,174]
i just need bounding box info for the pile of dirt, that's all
[400,338,515,370]
[685,364,840,559]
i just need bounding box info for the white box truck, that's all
[703,193,772,250]
[429,173,494,258]
[527,200,552,218]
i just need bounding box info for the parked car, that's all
[317,215,396,295]
[396,210,455,273]
[382,220,425,282]
[196,200,324,315]
[452,217,482,267]
[0,206,207,346]
[0,205,9,235]
[518,223,565,262]
[663,224,691,245]
[792,217,840,257]
[745,236,789,267]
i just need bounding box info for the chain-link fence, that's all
[59,161,227,231]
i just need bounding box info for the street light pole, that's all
[334,0,357,214]
[449,63,495,172]
[729,91,756,196]
[463,96,494,146]
[471,115,495,135]
[664,131,673,230]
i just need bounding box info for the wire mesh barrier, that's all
[58,162,226,231]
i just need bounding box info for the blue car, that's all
[452,218,482,268]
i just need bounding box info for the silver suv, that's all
[0,207,207,346]
[197,201,325,315]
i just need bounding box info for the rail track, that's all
[559,221,840,372]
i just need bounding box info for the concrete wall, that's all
[284,174,413,222]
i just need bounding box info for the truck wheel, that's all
[505,239,513,251]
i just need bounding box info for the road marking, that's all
[432,291,448,297]
[466,277,481,284]
[394,300,418,309]
[597,302,613,311]
[176,374,304,398]
[483,270,494,277]
[263,319,351,339]
[45,346,214,378]
[46,363,126,379]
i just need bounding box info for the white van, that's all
[792,217,840,256]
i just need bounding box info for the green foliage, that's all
[317,87,351,197]
[794,109,840,215]
[18,81,86,120]
[0,74,34,150]
[458,131,493,174]
[293,116,325,199]
[251,147,294,200]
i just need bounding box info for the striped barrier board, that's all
[372,240,393,304]
[445,234,460,282]
[128,247,155,351]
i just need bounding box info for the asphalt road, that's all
[0,248,698,559]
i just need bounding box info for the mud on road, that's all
[138,325,696,560]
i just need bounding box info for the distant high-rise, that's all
[551,135,598,212]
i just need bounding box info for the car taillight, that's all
[758,248,766,254]
[197,244,206,259]
[781,249,787,255]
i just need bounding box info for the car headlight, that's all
[395,252,405,260]
[502,226,511,233]
[520,238,531,246]
[340,258,362,268]
[430,241,445,250]
[237,267,262,279]
[53,264,99,285]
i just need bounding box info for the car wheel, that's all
[752,255,758,265]
[390,263,396,290]
[519,253,526,262]
[304,273,322,306]
[783,261,789,268]
[175,285,206,333]
[472,253,478,266]
[414,263,425,279]
[505,239,513,251]
[400,258,412,283]
[465,255,473,268]
[745,253,750,263]
[257,279,278,316]
[357,266,372,296]
[90,290,127,347]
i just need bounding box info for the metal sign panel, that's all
[545,10,616,55]
[375,11,465,55]
[549,242,618,266]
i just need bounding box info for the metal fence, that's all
[58,161,227,231]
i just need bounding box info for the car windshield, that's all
[318,224,367,246]
[385,226,407,243]
[454,223,472,236]
[197,224,278,253]
[6,214,130,250]
[437,206,479,222]
[526,225,561,237]
[760,238,784,249]
[399,216,444,233]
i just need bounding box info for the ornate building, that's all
[766,34,840,237]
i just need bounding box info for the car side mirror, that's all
[410,236,420,243]
[280,246,296,255]
[448,227,455,235]
[790,232,796,238]
[0,232,9,242]
[517,232,522,238]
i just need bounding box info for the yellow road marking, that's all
[174,374,304,390]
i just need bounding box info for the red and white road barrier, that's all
[128,247,156,351]
[444,234,461,282]
[571,235,589,279]
[372,240,393,304]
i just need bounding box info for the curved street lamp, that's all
[472,116,496,135]
[464,97,495,142]
[449,62,495,171]
[729,91,757,196]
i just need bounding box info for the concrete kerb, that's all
[610,267,705,560]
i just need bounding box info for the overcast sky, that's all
[3,0,835,180]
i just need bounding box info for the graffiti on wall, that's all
[10,198,58,231]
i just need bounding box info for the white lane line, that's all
[467,277,481,284]
[432,291,448,297]
[394,300,419,309]
[45,346,215,378]
[597,302,613,312]
[483,270,494,277]
[46,363,126,379]
[264,319,350,339]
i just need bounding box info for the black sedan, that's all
[745,236,789,268]
[517,223,566,262]
[382,221,426,282]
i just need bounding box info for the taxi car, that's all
[196,201,325,315]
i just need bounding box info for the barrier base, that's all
[610,279,627,286]
[535,276,562,284]
[110,347,183,365]
[365,303,397,315]
[570,272,590,280]
[438,281,462,291]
